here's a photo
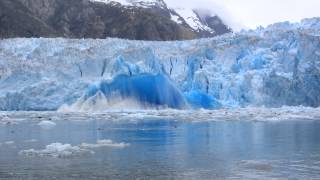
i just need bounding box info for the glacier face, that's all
[0,18,320,111]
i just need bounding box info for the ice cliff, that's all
[0,18,319,111]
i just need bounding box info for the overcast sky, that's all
[165,0,320,31]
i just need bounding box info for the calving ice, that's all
[0,18,320,111]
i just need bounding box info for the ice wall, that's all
[0,18,319,111]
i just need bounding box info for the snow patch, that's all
[174,8,214,32]
[90,0,166,8]
[90,0,131,6]
[170,14,182,24]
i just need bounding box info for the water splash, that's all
[59,74,190,112]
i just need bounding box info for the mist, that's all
[165,0,320,31]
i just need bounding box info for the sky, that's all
[165,0,320,31]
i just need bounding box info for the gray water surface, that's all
[0,114,320,179]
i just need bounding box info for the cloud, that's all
[165,0,243,31]
[165,0,320,31]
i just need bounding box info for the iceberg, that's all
[0,18,320,111]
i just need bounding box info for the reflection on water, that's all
[0,116,320,179]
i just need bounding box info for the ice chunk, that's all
[23,139,38,143]
[80,139,130,148]
[19,143,94,158]
[19,140,129,158]
[37,121,56,129]
[4,141,15,145]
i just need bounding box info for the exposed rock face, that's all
[0,0,231,40]
[198,15,231,37]
[0,0,58,38]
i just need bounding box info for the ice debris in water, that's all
[80,139,130,148]
[4,141,15,145]
[0,115,14,125]
[19,140,130,158]
[1,18,320,111]
[19,143,94,158]
[23,139,38,143]
[1,107,320,122]
[37,121,56,129]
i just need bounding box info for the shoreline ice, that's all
[0,107,320,123]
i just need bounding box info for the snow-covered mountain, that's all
[91,0,167,7]
[90,0,230,35]
[0,18,319,111]
[0,0,230,40]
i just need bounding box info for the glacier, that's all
[0,18,320,111]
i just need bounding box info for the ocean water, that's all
[0,110,320,179]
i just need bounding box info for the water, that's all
[0,111,320,179]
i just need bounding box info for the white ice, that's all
[19,143,94,158]
[19,140,130,158]
[1,107,320,123]
[0,18,320,111]
[81,139,130,148]
[37,121,57,129]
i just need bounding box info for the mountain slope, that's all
[0,0,58,38]
[0,0,231,40]
[91,0,231,36]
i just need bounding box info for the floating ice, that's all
[2,107,320,123]
[23,139,38,143]
[19,140,130,158]
[37,121,56,129]
[1,116,10,121]
[4,141,14,145]
[19,143,94,158]
[80,139,130,148]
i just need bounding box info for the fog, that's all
[165,0,320,31]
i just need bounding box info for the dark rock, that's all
[0,0,230,40]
